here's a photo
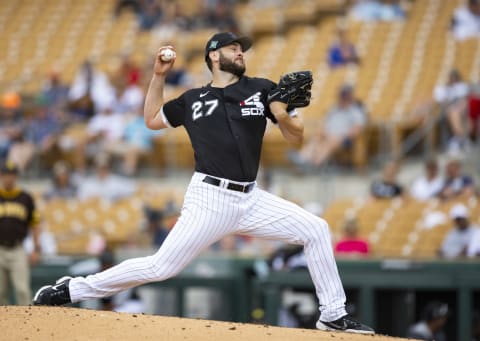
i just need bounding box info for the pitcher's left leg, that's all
[239,189,374,334]
[238,188,346,321]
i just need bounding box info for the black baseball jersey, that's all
[0,188,39,246]
[163,76,277,182]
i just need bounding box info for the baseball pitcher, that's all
[34,32,374,334]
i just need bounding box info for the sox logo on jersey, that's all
[240,92,264,117]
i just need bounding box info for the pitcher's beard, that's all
[219,53,245,78]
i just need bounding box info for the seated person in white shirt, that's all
[73,104,126,172]
[439,204,477,259]
[410,158,443,201]
[451,0,480,41]
[108,109,162,176]
[77,153,136,202]
[433,69,470,106]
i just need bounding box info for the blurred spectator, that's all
[334,218,370,256]
[409,69,470,150]
[145,201,179,248]
[439,203,477,259]
[268,244,306,271]
[288,84,367,169]
[117,54,142,86]
[73,103,126,172]
[469,82,480,141]
[110,108,161,176]
[451,0,480,41]
[24,96,64,169]
[23,226,57,257]
[0,96,32,173]
[204,0,238,33]
[42,161,78,201]
[328,28,360,68]
[138,0,163,30]
[144,207,169,248]
[114,0,141,17]
[410,158,443,201]
[40,69,70,111]
[371,160,403,199]
[68,60,116,120]
[406,301,449,341]
[151,1,188,41]
[0,100,17,160]
[434,69,471,152]
[434,69,470,105]
[77,153,136,201]
[112,76,144,115]
[165,58,194,90]
[350,0,406,22]
[438,157,475,200]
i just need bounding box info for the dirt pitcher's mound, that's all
[1,306,409,341]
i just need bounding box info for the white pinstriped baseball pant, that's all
[69,172,347,322]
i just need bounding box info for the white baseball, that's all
[161,48,176,62]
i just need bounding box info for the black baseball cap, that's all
[205,32,252,62]
[0,161,18,175]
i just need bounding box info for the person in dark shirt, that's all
[145,201,179,248]
[371,160,403,199]
[42,160,78,201]
[438,156,475,200]
[406,301,449,341]
[33,32,373,334]
[0,161,40,305]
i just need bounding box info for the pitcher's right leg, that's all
[34,177,243,305]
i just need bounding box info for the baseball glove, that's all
[268,71,313,110]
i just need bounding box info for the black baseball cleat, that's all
[316,315,375,334]
[33,276,72,306]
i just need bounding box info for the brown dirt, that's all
[0,306,410,341]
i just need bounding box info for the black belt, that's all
[202,176,255,193]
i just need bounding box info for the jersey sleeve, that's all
[162,93,186,127]
[264,80,278,124]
